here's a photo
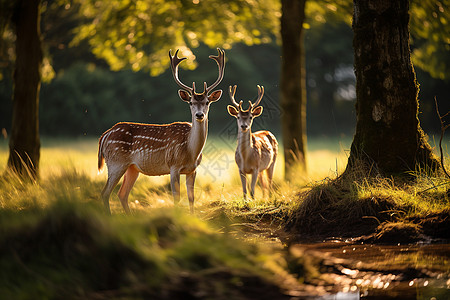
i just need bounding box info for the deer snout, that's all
[240,125,248,131]
[195,112,205,121]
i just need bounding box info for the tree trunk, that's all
[344,0,438,177]
[280,0,307,180]
[7,0,42,180]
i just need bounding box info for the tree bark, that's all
[7,0,42,180]
[280,0,307,180]
[343,0,438,177]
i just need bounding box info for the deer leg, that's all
[267,161,276,197]
[186,171,196,214]
[258,172,267,198]
[101,165,127,214]
[170,168,181,205]
[117,165,140,214]
[250,169,258,200]
[239,170,247,200]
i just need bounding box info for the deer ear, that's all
[208,90,222,103]
[252,106,263,117]
[178,90,191,102]
[227,105,239,117]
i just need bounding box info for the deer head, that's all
[169,48,225,122]
[227,85,264,132]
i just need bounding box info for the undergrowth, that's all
[0,139,449,298]
[0,170,312,299]
[285,164,450,241]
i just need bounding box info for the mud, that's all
[288,240,450,299]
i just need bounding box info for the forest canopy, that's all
[0,0,448,138]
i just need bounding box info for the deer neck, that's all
[188,117,208,159]
[237,129,253,160]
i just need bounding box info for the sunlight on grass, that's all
[1,136,448,219]
[0,136,448,299]
[0,136,353,212]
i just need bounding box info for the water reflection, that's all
[317,291,360,299]
[290,241,450,299]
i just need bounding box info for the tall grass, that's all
[0,136,448,297]
[0,168,309,299]
[0,136,351,211]
[2,136,353,298]
[1,136,447,218]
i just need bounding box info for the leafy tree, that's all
[410,0,450,80]
[73,0,279,76]
[343,0,438,177]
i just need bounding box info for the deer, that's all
[226,85,278,200]
[98,48,225,214]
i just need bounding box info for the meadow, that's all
[0,136,448,299]
[0,136,352,212]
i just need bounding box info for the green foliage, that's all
[304,11,356,135]
[37,44,284,137]
[2,0,449,138]
[410,0,450,80]
[39,62,172,136]
[73,0,280,76]
[305,0,353,27]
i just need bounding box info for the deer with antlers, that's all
[227,85,278,200]
[98,48,225,214]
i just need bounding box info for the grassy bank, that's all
[285,165,450,242]
[0,169,318,299]
[0,137,449,298]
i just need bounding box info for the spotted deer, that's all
[98,48,225,214]
[227,85,278,200]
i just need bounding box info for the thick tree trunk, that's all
[344,0,438,177]
[280,0,307,180]
[7,0,42,180]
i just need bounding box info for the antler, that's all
[251,85,264,109]
[169,49,193,94]
[229,85,264,112]
[206,48,225,95]
[228,85,240,107]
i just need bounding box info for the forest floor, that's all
[0,138,449,299]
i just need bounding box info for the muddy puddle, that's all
[290,240,450,299]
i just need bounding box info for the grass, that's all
[0,199,303,299]
[0,136,449,298]
[0,136,352,212]
[286,162,450,241]
[0,136,351,299]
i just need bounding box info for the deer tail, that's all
[98,131,108,172]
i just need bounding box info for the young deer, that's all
[98,48,225,214]
[227,85,278,200]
